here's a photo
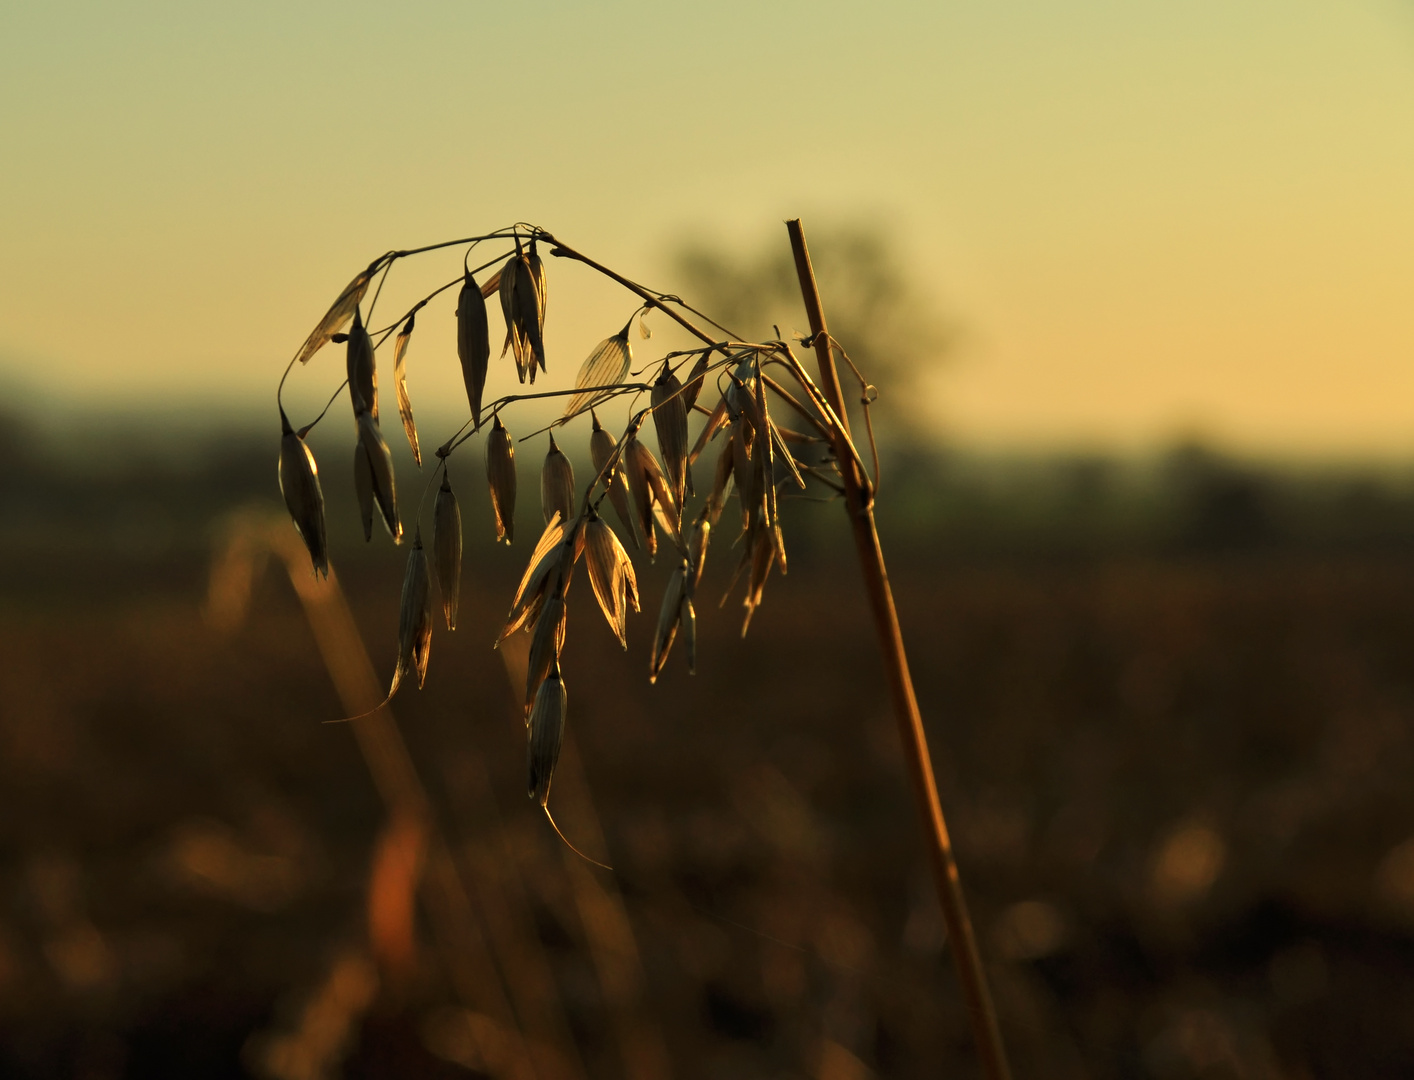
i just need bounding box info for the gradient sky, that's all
[3,0,1413,455]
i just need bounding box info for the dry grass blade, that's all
[540,433,576,526]
[357,412,401,541]
[584,515,636,648]
[589,411,637,548]
[456,271,491,428]
[651,369,689,519]
[347,309,378,422]
[563,329,631,418]
[527,658,566,806]
[648,563,686,684]
[294,264,373,366]
[278,410,328,577]
[498,512,564,644]
[432,471,462,630]
[525,594,567,717]
[485,416,517,544]
[392,313,420,466]
[354,438,374,541]
[389,529,434,697]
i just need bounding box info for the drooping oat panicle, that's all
[354,437,374,541]
[278,409,329,577]
[389,528,434,697]
[625,435,680,560]
[357,411,401,541]
[648,563,687,684]
[651,368,690,519]
[563,327,631,419]
[589,410,638,548]
[432,470,462,630]
[541,433,576,526]
[346,309,378,422]
[527,657,566,806]
[514,241,546,380]
[456,271,491,427]
[525,593,567,717]
[485,415,517,544]
[294,262,375,367]
[499,512,565,643]
[584,513,637,648]
[391,313,421,465]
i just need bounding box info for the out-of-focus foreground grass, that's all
[2,418,1414,1079]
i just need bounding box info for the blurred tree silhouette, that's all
[671,222,953,440]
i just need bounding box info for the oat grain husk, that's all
[433,470,462,630]
[589,411,637,548]
[525,593,566,717]
[486,416,517,544]
[541,433,575,526]
[584,514,636,648]
[389,529,434,697]
[354,437,374,541]
[293,262,375,367]
[346,309,378,422]
[355,412,400,541]
[456,271,491,427]
[651,369,690,519]
[278,409,328,577]
[392,314,420,465]
[527,659,566,806]
[648,563,686,683]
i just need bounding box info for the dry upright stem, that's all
[786,219,1012,1080]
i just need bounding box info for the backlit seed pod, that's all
[498,254,526,382]
[541,433,575,525]
[625,436,680,560]
[589,411,638,548]
[681,352,709,414]
[354,438,374,541]
[651,369,690,519]
[485,415,517,544]
[741,523,778,635]
[707,432,734,527]
[687,512,710,593]
[724,356,757,420]
[682,597,696,675]
[293,261,375,366]
[584,514,636,648]
[389,529,434,697]
[564,327,631,419]
[392,314,420,465]
[527,658,566,806]
[499,513,566,643]
[456,271,491,427]
[514,244,546,380]
[526,238,548,329]
[346,309,378,421]
[357,411,401,541]
[432,470,462,630]
[525,593,566,717]
[278,409,328,577]
[731,420,755,530]
[648,563,686,684]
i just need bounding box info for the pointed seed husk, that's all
[564,328,631,418]
[584,514,636,648]
[392,313,420,465]
[649,564,686,684]
[527,659,566,806]
[651,368,690,519]
[525,593,566,717]
[541,433,576,525]
[357,411,401,541]
[294,263,374,366]
[498,254,525,381]
[589,411,638,548]
[433,470,462,630]
[354,437,374,541]
[389,529,434,697]
[486,416,517,544]
[499,513,565,643]
[514,246,546,378]
[456,272,491,427]
[346,309,378,422]
[278,411,329,577]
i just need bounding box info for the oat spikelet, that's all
[485,415,517,544]
[515,239,547,380]
[294,263,374,366]
[687,511,711,592]
[357,411,401,542]
[584,513,636,648]
[527,657,566,806]
[564,326,631,419]
[681,352,710,415]
[346,309,378,422]
[625,435,680,561]
[456,271,491,427]
[498,253,526,382]
[525,593,567,717]
[391,313,420,465]
[589,410,638,548]
[432,470,462,630]
[499,512,565,644]
[389,529,434,696]
[649,563,688,684]
[651,368,690,519]
[541,433,576,526]
[278,409,328,577]
[706,431,734,528]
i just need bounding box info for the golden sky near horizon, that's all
[2,0,1413,455]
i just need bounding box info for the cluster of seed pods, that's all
[277,229,831,814]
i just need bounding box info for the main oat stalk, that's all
[274,218,1008,1076]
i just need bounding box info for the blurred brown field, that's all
[2,431,1414,1079]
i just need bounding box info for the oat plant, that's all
[275,220,1012,1080]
